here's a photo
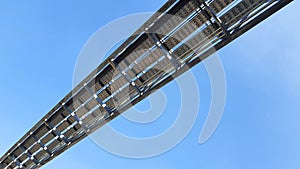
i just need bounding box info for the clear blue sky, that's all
[0,0,300,168]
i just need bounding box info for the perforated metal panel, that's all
[154,0,199,37]
[220,0,268,29]
[210,0,235,13]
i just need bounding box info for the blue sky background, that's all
[0,0,300,168]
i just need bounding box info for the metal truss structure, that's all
[0,0,293,168]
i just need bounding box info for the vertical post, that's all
[123,59,143,82]
[109,59,143,95]
[146,32,181,70]
[44,118,70,145]
[98,80,113,96]
[19,144,39,165]
[83,84,114,116]
[62,103,89,133]
[31,133,52,156]
[196,0,230,37]
[9,154,23,169]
